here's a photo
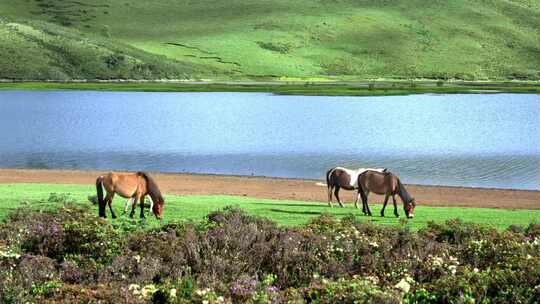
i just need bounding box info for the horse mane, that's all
[396,177,414,205]
[137,171,164,204]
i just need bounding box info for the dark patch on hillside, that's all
[165,42,215,55]
[165,42,242,69]
[32,0,110,27]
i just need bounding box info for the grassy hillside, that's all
[1,183,539,230]
[0,0,539,81]
[0,18,220,80]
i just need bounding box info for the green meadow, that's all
[0,0,539,81]
[1,183,538,231]
[1,80,540,96]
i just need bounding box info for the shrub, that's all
[1,204,539,303]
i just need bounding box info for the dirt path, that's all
[0,169,539,209]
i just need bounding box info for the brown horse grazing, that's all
[95,171,165,222]
[326,166,387,208]
[357,170,416,218]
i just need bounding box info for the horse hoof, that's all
[380,214,385,217]
[112,215,117,219]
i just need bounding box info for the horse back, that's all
[360,170,398,194]
[103,172,144,197]
[328,167,355,189]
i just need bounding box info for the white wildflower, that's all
[431,256,444,267]
[369,241,379,248]
[0,249,21,259]
[449,256,459,265]
[169,288,177,298]
[405,274,415,284]
[395,278,411,293]
[140,284,157,299]
[366,276,379,284]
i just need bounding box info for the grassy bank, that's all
[1,81,539,96]
[1,183,539,230]
[1,0,539,81]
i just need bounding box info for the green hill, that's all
[1,0,539,81]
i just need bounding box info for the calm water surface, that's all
[0,91,538,190]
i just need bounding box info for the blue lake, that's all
[0,91,538,190]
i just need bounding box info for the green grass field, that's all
[1,183,539,231]
[0,0,539,81]
[1,80,539,96]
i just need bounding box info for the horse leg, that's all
[139,194,146,219]
[328,185,333,207]
[129,196,137,218]
[392,194,399,217]
[123,197,134,214]
[107,192,116,219]
[359,188,368,215]
[364,193,373,216]
[354,190,361,209]
[381,194,389,217]
[364,190,372,215]
[148,196,154,214]
[334,187,344,207]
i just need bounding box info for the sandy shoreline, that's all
[0,168,539,210]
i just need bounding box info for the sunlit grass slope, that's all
[0,183,538,231]
[0,18,220,80]
[0,0,539,80]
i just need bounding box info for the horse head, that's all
[404,198,416,218]
[152,197,165,220]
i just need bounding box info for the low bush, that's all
[1,203,539,303]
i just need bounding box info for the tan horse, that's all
[358,170,415,218]
[95,171,165,221]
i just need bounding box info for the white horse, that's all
[325,166,387,207]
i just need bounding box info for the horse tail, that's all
[96,176,106,217]
[326,167,335,203]
[326,168,333,188]
[137,171,163,204]
[357,173,367,198]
